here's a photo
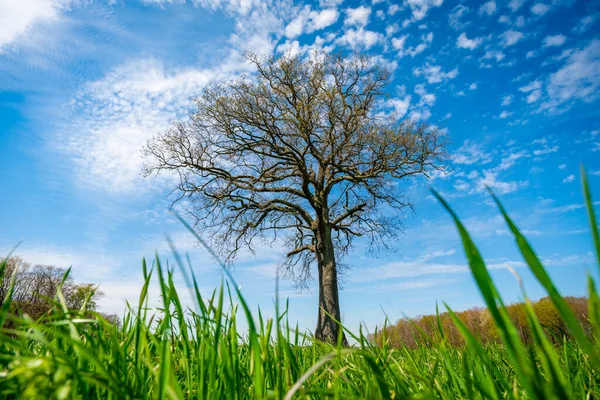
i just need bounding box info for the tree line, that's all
[1,257,116,325]
[371,296,590,348]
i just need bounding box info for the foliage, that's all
[0,168,598,399]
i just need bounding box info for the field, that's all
[0,172,599,399]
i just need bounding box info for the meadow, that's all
[0,170,599,399]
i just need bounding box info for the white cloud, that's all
[574,14,598,34]
[533,145,559,156]
[496,150,529,170]
[277,39,302,56]
[467,171,479,179]
[495,228,541,236]
[337,27,382,50]
[394,32,434,57]
[473,171,528,194]
[414,83,436,106]
[353,277,460,294]
[385,23,399,36]
[344,6,371,27]
[0,0,73,52]
[388,4,400,15]
[479,1,497,16]
[527,90,542,103]
[57,58,226,193]
[417,249,457,262]
[558,164,566,170]
[501,94,513,106]
[454,180,469,190]
[285,7,340,38]
[413,63,458,84]
[530,3,550,16]
[543,40,600,111]
[387,97,412,118]
[404,0,443,22]
[381,87,411,120]
[519,80,542,92]
[352,260,466,283]
[453,140,492,165]
[519,80,543,103]
[350,227,587,283]
[388,96,411,118]
[551,48,575,62]
[482,50,505,62]
[542,254,594,267]
[501,29,524,46]
[409,42,429,57]
[543,34,566,48]
[562,174,575,183]
[194,0,283,16]
[284,12,307,38]
[508,0,524,12]
[391,35,408,50]
[499,110,513,119]
[319,0,343,6]
[309,8,340,30]
[409,109,431,121]
[469,83,478,90]
[350,247,528,284]
[457,32,482,50]
[448,4,470,30]
[539,202,583,213]
[515,15,525,27]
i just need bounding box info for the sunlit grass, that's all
[0,168,599,399]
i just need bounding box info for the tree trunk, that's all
[314,221,348,346]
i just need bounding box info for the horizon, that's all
[1,0,599,334]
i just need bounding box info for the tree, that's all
[142,52,447,344]
[0,257,104,321]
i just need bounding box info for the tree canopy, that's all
[1,256,104,322]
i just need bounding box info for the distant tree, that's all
[0,257,104,322]
[143,52,447,344]
[0,256,27,301]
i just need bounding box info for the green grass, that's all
[0,168,599,399]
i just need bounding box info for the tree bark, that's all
[314,220,348,346]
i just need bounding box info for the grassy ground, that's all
[1,169,599,399]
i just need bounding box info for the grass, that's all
[0,167,599,399]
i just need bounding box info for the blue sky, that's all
[1,0,599,334]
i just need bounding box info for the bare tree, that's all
[0,257,30,302]
[142,52,447,344]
